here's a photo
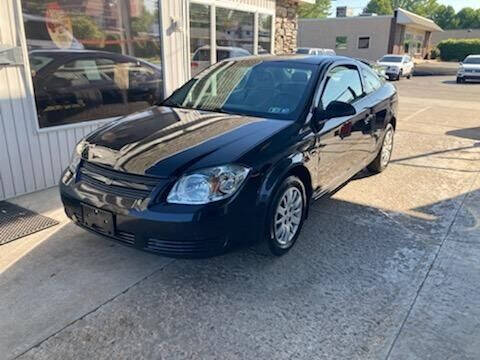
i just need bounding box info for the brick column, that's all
[275,0,299,55]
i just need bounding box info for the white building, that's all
[0,0,312,200]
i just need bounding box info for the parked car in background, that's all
[457,55,480,83]
[30,50,164,128]
[296,47,336,56]
[191,46,251,76]
[60,55,398,258]
[377,54,414,81]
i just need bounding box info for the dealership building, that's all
[299,8,443,61]
[0,0,312,200]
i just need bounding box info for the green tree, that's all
[364,0,393,15]
[456,7,480,29]
[298,0,331,19]
[431,5,458,29]
[71,14,105,43]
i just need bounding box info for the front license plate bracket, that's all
[82,204,115,236]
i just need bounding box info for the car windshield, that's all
[464,57,480,64]
[380,56,403,63]
[296,49,310,54]
[163,59,317,120]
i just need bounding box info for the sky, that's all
[329,0,480,16]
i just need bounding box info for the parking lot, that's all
[1,76,479,360]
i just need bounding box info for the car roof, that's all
[466,55,480,58]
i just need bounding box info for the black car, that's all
[60,55,398,257]
[30,50,163,128]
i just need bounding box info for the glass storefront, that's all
[22,0,163,128]
[189,2,274,78]
[258,14,272,55]
[190,3,210,76]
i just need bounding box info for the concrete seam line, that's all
[11,258,177,360]
[402,106,432,122]
[384,169,480,360]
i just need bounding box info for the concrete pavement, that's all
[1,76,479,359]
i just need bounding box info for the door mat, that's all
[0,202,59,245]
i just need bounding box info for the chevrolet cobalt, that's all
[60,56,398,257]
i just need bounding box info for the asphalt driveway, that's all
[1,76,479,360]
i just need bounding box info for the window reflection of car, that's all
[60,55,398,258]
[30,50,164,128]
[23,13,84,50]
[191,46,251,76]
[296,48,336,56]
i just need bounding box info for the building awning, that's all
[396,8,443,32]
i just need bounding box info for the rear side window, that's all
[362,65,382,94]
[193,50,210,61]
[321,66,363,108]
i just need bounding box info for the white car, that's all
[457,55,480,83]
[377,54,414,81]
[191,46,250,76]
[296,47,336,56]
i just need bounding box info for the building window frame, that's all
[358,36,370,50]
[187,0,275,79]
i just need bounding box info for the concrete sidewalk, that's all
[1,77,480,359]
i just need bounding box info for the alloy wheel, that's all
[381,127,394,168]
[274,187,303,248]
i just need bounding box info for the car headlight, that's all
[68,139,86,173]
[167,165,250,204]
[458,66,464,73]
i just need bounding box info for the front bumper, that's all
[60,165,262,257]
[458,72,480,80]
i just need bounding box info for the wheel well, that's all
[288,165,313,204]
[390,116,397,130]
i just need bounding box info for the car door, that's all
[313,64,366,191]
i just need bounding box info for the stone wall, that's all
[275,0,299,54]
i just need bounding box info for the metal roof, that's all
[395,8,443,32]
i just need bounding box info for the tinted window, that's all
[321,66,363,108]
[358,37,370,49]
[296,48,310,54]
[35,57,162,128]
[380,56,402,63]
[164,60,317,120]
[362,65,382,94]
[464,57,480,64]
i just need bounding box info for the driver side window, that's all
[321,66,363,109]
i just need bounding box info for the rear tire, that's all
[368,123,395,173]
[266,176,307,256]
[457,77,464,84]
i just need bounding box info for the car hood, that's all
[82,106,291,177]
[461,64,480,69]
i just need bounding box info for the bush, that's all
[437,39,480,62]
[430,47,440,60]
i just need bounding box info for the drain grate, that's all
[0,202,59,245]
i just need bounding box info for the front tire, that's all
[368,123,395,173]
[266,176,306,256]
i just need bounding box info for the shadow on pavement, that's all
[446,127,480,141]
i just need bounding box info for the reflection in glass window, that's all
[164,60,316,121]
[321,66,363,108]
[22,0,163,128]
[216,8,254,56]
[258,14,272,55]
[335,36,348,50]
[190,3,211,77]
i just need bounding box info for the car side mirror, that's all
[312,101,356,131]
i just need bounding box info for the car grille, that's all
[145,237,227,256]
[78,161,163,199]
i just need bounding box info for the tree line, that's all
[300,0,480,30]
